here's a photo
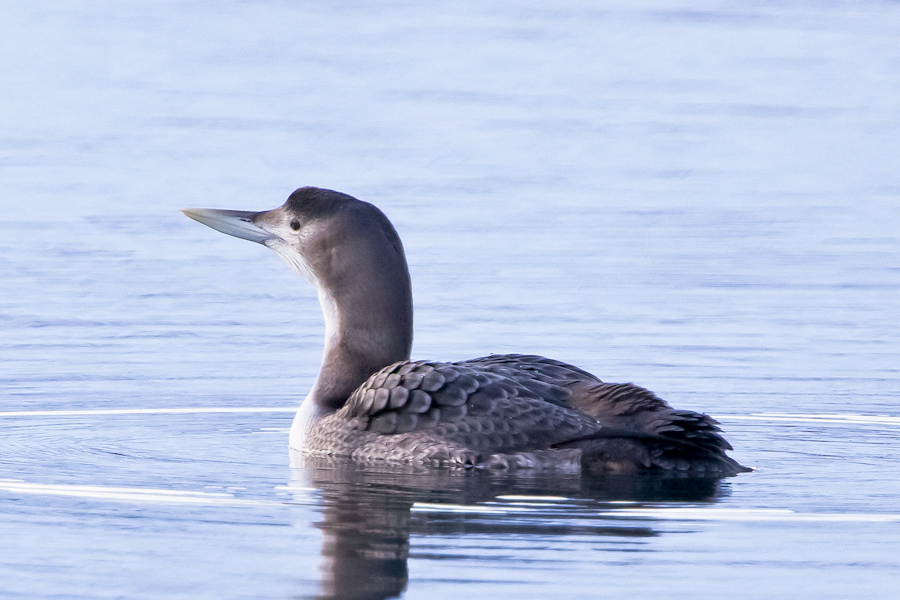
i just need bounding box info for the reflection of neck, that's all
[318,493,413,600]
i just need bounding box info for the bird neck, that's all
[288,270,413,449]
[309,272,413,413]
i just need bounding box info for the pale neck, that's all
[309,273,412,412]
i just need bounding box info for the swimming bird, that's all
[182,187,748,475]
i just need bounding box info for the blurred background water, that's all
[1,1,899,598]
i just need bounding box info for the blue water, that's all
[2,1,899,598]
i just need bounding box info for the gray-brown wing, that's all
[460,354,600,403]
[343,359,601,454]
[457,355,744,472]
[458,354,731,449]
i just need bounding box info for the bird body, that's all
[183,187,748,476]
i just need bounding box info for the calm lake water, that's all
[2,1,899,598]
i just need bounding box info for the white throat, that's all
[289,388,326,450]
[273,242,343,449]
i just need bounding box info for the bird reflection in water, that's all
[290,453,730,600]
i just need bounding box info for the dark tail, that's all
[559,382,750,476]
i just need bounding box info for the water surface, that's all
[2,1,899,598]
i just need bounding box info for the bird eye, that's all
[290,220,300,231]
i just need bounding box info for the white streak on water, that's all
[413,502,900,523]
[718,413,900,426]
[0,479,276,506]
[594,507,900,523]
[0,407,297,418]
[254,427,292,434]
[414,503,531,515]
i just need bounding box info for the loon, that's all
[182,187,748,475]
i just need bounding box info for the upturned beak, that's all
[180,208,275,245]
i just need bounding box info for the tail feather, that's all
[564,382,749,475]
